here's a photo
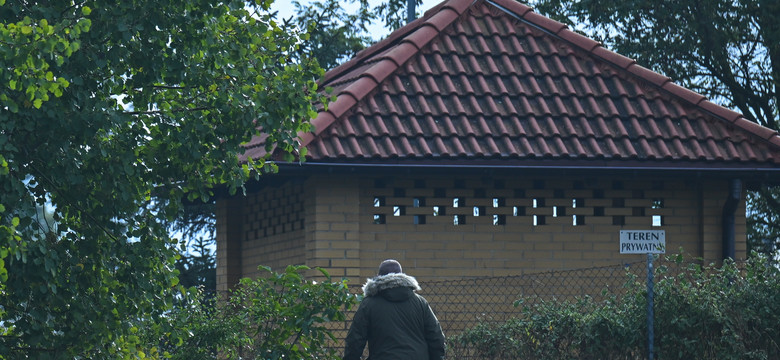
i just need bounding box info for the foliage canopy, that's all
[0,0,322,357]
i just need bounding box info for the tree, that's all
[171,0,426,290]
[141,265,358,360]
[287,0,376,70]
[0,0,323,357]
[528,0,780,258]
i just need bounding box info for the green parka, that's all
[343,273,445,360]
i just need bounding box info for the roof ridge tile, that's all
[362,59,399,85]
[556,29,600,51]
[382,42,419,67]
[404,25,440,50]
[733,118,778,140]
[490,0,534,17]
[591,47,636,69]
[428,8,461,31]
[441,0,474,15]
[698,100,742,122]
[340,77,378,104]
[625,64,671,87]
[521,11,568,35]
[661,82,706,105]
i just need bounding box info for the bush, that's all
[141,265,358,359]
[449,253,780,360]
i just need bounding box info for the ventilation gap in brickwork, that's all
[394,206,405,216]
[554,189,565,198]
[473,206,485,216]
[493,198,505,207]
[475,188,486,198]
[613,215,625,226]
[533,198,545,208]
[454,214,466,225]
[594,207,605,216]
[633,207,645,216]
[453,197,464,207]
[651,198,664,209]
[513,206,525,216]
[594,189,604,198]
[433,206,444,216]
[514,189,525,198]
[434,188,446,197]
[414,215,426,225]
[493,215,506,225]
[573,215,584,226]
[651,198,664,227]
[413,197,425,207]
[394,188,405,197]
[533,215,546,226]
[573,198,583,208]
[633,189,645,198]
[373,196,386,225]
[553,206,566,217]
[613,198,625,208]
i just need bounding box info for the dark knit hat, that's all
[377,259,403,275]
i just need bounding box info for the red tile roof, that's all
[243,0,780,170]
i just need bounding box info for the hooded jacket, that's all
[343,273,445,360]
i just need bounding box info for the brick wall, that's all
[346,174,745,284]
[218,171,747,345]
[224,172,746,288]
[236,179,307,280]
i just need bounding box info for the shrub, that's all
[449,253,780,360]
[141,265,358,359]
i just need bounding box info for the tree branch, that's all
[124,106,212,115]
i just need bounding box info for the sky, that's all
[270,0,442,40]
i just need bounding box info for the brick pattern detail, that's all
[226,174,746,285]
[240,180,307,279]
[356,175,745,281]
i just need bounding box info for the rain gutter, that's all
[721,179,742,261]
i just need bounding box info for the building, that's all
[216,0,780,309]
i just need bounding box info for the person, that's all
[343,259,446,360]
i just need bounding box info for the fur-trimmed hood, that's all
[362,273,421,297]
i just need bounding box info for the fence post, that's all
[647,253,654,360]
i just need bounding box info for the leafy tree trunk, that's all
[0,0,323,357]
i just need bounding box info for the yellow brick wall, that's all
[301,174,746,285]
[218,172,748,340]
[223,173,747,288]
[239,180,307,280]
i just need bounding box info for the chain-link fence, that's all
[336,257,695,358]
